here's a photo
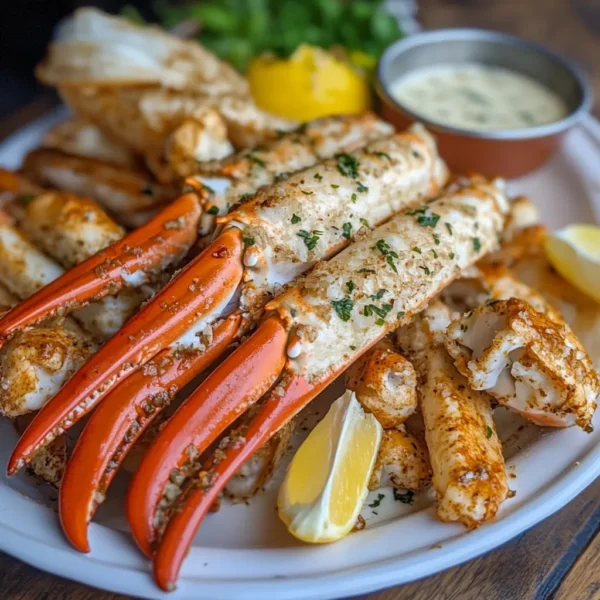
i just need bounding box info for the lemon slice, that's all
[278,390,382,543]
[545,225,600,304]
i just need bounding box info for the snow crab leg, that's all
[0,191,202,343]
[48,127,446,551]
[126,177,508,588]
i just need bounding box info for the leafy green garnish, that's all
[473,237,482,252]
[342,222,353,239]
[243,236,255,246]
[297,229,323,251]
[336,153,360,179]
[291,214,301,224]
[207,205,219,215]
[332,296,353,322]
[147,0,404,72]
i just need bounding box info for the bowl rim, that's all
[376,28,593,141]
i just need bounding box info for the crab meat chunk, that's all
[444,298,599,430]
[345,338,418,428]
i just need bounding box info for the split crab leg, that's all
[127,178,508,588]
[51,126,447,550]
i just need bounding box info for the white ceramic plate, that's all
[0,111,599,600]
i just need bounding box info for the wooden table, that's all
[1,1,599,598]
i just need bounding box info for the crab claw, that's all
[59,312,241,553]
[126,315,289,556]
[0,192,202,343]
[152,372,324,592]
[7,227,244,475]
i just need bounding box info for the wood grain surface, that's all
[0,1,599,599]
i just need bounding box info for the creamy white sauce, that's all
[391,63,568,130]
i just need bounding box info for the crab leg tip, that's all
[126,315,289,555]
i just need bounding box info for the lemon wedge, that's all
[545,225,600,304]
[278,390,382,543]
[247,45,371,122]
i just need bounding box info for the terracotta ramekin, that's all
[376,29,592,178]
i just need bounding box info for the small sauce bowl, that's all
[376,29,592,178]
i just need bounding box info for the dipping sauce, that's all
[391,63,569,131]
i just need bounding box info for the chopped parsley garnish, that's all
[313,173,323,181]
[397,311,405,319]
[297,229,323,251]
[369,493,385,508]
[332,296,354,322]
[351,192,357,202]
[446,223,453,235]
[358,268,375,274]
[393,489,415,504]
[363,303,393,325]
[419,265,431,275]
[375,239,399,273]
[349,345,357,351]
[473,237,482,252]
[431,249,438,258]
[449,252,455,259]
[406,206,440,228]
[418,213,440,227]
[207,205,219,215]
[301,190,313,195]
[239,193,252,202]
[335,153,360,178]
[412,246,422,254]
[374,151,392,161]
[360,218,369,227]
[291,214,301,224]
[486,426,493,438]
[433,234,440,245]
[346,280,356,293]
[356,181,368,193]
[243,237,255,246]
[247,153,266,168]
[342,222,353,239]
[331,184,339,189]
[370,289,387,300]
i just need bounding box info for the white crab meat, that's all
[225,419,294,503]
[345,338,418,428]
[368,426,431,491]
[21,149,179,226]
[398,301,508,527]
[8,190,124,267]
[37,9,297,180]
[445,298,599,430]
[0,319,95,416]
[42,118,139,169]
[502,195,539,242]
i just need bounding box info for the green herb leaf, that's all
[332,296,354,322]
[356,181,368,193]
[335,153,360,179]
[346,280,356,293]
[297,229,323,251]
[486,425,493,439]
[247,153,266,168]
[369,493,385,508]
[291,214,301,224]
[207,205,219,215]
[243,236,255,246]
[342,222,353,239]
[417,212,441,227]
[314,173,323,181]
[473,237,482,252]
